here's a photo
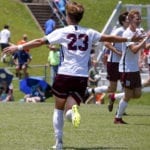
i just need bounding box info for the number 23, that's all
[67,33,89,51]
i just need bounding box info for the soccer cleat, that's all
[108,93,116,112]
[72,105,81,128]
[114,118,127,124]
[52,141,63,150]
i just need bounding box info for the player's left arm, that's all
[100,34,142,43]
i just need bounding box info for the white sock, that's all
[116,99,128,118]
[53,109,64,143]
[65,109,72,122]
[114,92,124,101]
[94,86,108,94]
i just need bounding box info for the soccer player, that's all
[114,10,150,124]
[3,1,144,149]
[104,11,129,112]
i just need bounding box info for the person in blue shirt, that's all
[44,14,56,35]
[24,84,45,103]
[13,50,32,79]
[56,0,66,16]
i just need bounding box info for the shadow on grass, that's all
[127,114,150,117]
[63,146,128,150]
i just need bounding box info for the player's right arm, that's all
[3,37,48,55]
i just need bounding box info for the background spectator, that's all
[47,45,60,85]
[85,59,105,104]
[13,49,32,79]
[56,0,66,16]
[17,34,30,53]
[24,84,45,103]
[0,81,14,102]
[0,25,11,63]
[44,14,56,35]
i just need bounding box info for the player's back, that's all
[46,25,101,77]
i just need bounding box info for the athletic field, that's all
[0,93,150,150]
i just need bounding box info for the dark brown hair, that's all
[119,11,129,26]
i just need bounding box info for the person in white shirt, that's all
[3,1,144,149]
[114,10,150,124]
[104,11,129,112]
[0,25,11,63]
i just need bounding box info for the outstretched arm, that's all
[100,34,143,43]
[3,37,47,55]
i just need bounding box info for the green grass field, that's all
[0,95,150,150]
[0,0,150,149]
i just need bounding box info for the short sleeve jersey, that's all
[45,25,102,77]
[107,26,125,63]
[119,27,142,72]
[0,29,10,43]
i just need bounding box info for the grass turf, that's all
[0,0,150,149]
[0,93,150,150]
